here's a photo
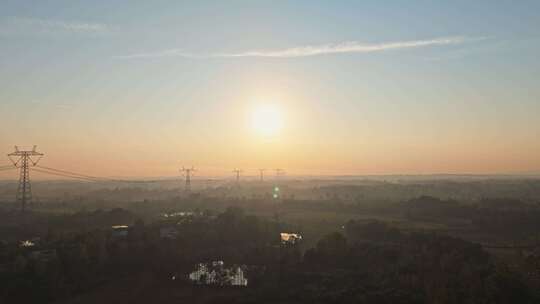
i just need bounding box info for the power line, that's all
[30,168,101,182]
[36,165,107,181]
[35,165,159,184]
[2,147,170,212]
[31,167,162,184]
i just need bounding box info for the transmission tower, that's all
[233,169,242,183]
[259,169,266,182]
[275,168,285,179]
[180,166,196,192]
[7,146,43,212]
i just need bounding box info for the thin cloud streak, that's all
[118,36,483,59]
[117,49,201,59]
[0,17,108,35]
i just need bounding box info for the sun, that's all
[251,104,283,137]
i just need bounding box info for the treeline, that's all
[316,179,540,202]
[1,208,538,303]
[0,207,284,303]
[403,196,540,240]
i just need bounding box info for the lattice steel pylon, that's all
[180,166,196,192]
[233,169,242,183]
[8,146,43,212]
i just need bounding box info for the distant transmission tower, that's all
[180,166,196,192]
[275,168,285,179]
[259,169,266,182]
[8,146,43,212]
[233,169,242,183]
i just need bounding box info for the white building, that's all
[188,261,248,286]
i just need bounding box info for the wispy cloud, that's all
[0,16,108,36]
[118,36,484,59]
[424,37,501,62]
[117,49,200,59]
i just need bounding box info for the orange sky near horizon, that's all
[1,2,540,179]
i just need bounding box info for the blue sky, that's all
[0,1,539,176]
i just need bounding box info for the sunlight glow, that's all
[251,104,283,137]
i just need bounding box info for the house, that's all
[19,240,35,248]
[280,233,303,245]
[188,261,248,286]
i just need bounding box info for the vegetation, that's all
[1,179,540,303]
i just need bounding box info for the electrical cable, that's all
[33,166,160,183]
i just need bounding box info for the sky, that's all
[0,1,539,178]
